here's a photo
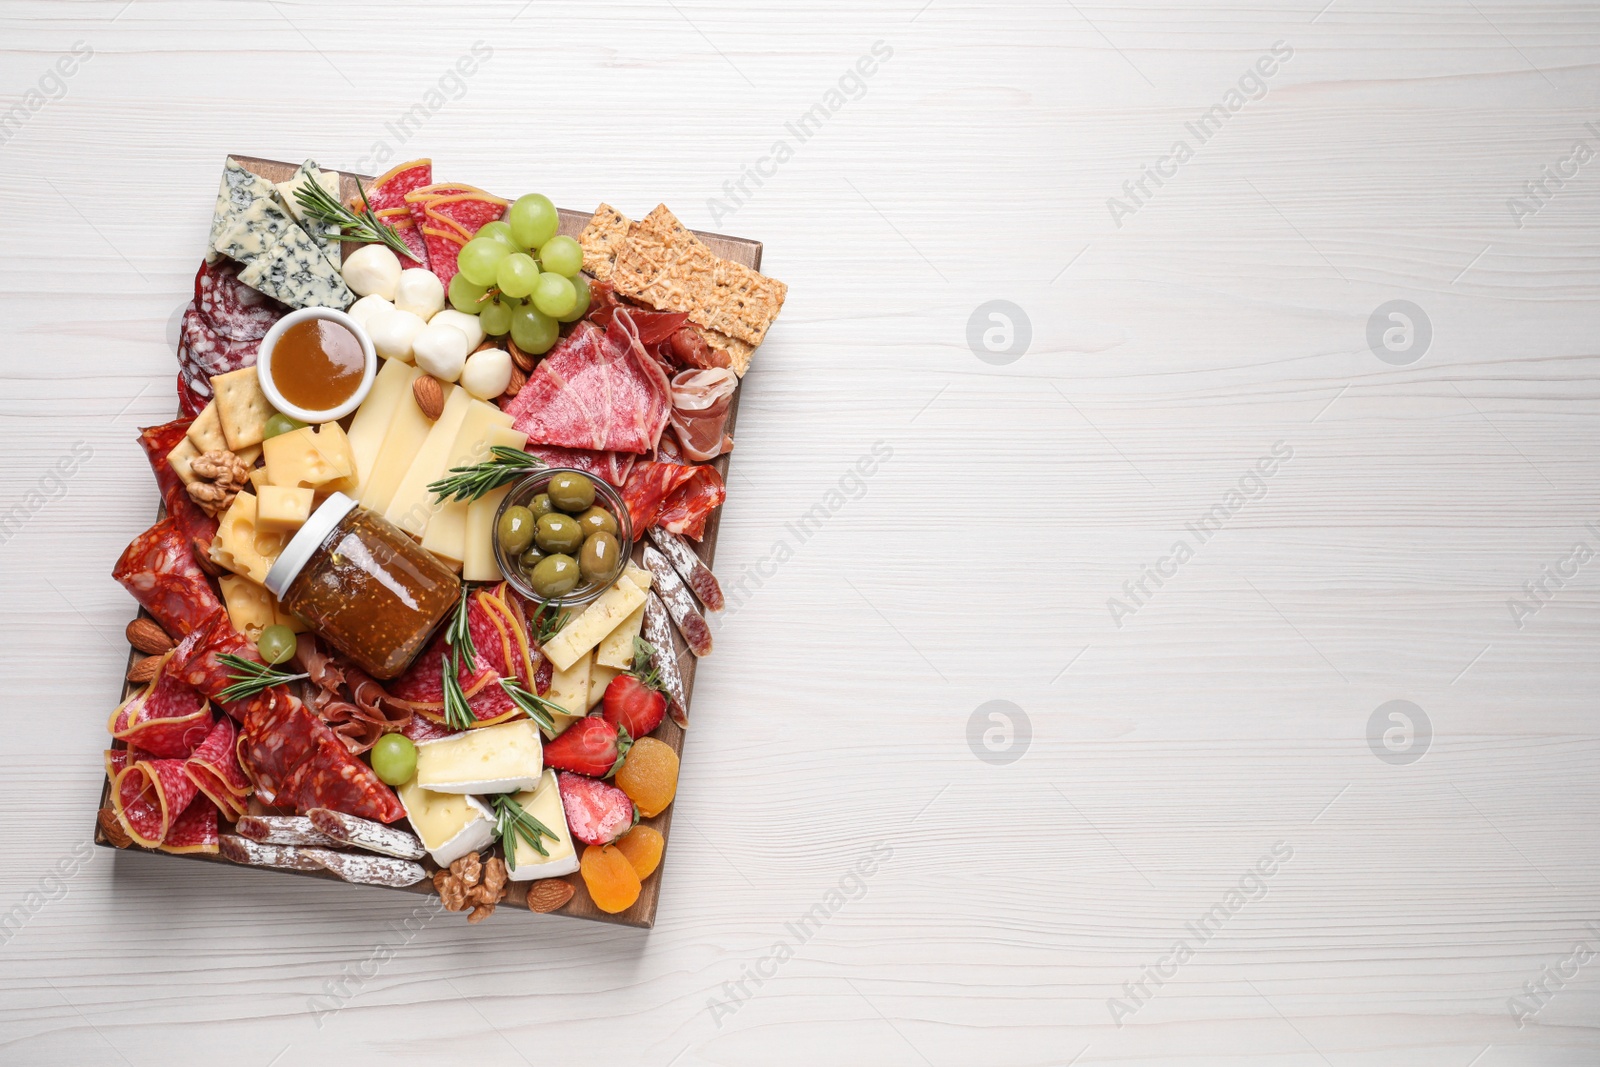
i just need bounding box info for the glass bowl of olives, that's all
[493,468,634,606]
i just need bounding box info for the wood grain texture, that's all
[4,0,1600,1063]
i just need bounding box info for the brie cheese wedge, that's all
[505,769,580,881]
[416,720,543,795]
[396,778,496,867]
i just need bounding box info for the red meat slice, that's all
[113,517,225,638]
[361,159,433,269]
[521,445,636,488]
[158,799,220,853]
[194,259,286,343]
[137,418,219,548]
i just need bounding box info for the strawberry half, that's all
[543,715,630,778]
[602,674,667,738]
[557,771,638,846]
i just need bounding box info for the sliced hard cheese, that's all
[541,575,648,672]
[359,377,443,514]
[505,769,580,881]
[396,778,496,867]
[384,386,472,538]
[219,574,306,640]
[415,720,542,794]
[236,217,354,310]
[186,401,227,453]
[257,485,313,532]
[347,358,420,502]
[210,491,289,584]
[595,562,653,669]
[588,664,622,710]
[421,416,522,566]
[308,422,357,494]
[544,650,592,734]
[264,424,353,493]
[462,484,512,582]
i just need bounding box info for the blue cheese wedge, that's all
[415,720,543,794]
[505,769,580,881]
[275,160,342,269]
[208,158,278,252]
[237,220,354,309]
[395,777,497,867]
[213,194,299,264]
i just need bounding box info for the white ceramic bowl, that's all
[256,307,377,424]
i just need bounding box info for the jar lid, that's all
[263,491,358,599]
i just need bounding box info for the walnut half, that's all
[433,852,508,922]
[186,449,251,517]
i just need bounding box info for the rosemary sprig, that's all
[493,794,558,871]
[529,600,571,645]
[294,177,421,263]
[498,677,568,737]
[428,447,548,505]
[215,653,310,703]
[440,651,475,732]
[446,583,476,664]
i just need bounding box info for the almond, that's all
[507,338,534,373]
[526,879,575,913]
[192,537,227,578]
[127,654,162,685]
[126,618,174,655]
[503,364,527,399]
[98,807,132,849]
[413,375,445,421]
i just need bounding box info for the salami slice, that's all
[361,160,433,269]
[182,304,261,377]
[521,445,636,488]
[401,715,460,744]
[113,758,201,847]
[184,715,250,819]
[173,612,286,723]
[645,527,724,611]
[279,729,405,823]
[109,654,214,758]
[158,799,220,854]
[403,184,508,288]
[642,592,689,728]
[237,697,325,805]
[193,259,286,342]
[177,368,211,418]
[137,419,218,546]
[384,626,500,712]
[621,461,726,541]
[112,517,225,639]
[220,835,325,873]
[642,546,712,657]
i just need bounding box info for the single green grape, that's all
[538,235,584,278]
[257,624,297,666]
[457,237,511,287]
[369,734,417,787]
[531,272,578,318]
[476,220,518,251]
[497,252,539,299]
[510,304,559,354]
[448,272,489,315]
[509,194,559,250]
[262,413,306,440]
[556,272,591,323]
[479,297,515,336]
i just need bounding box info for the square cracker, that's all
[577,203,632,281]
[212,366,274,450]
[167,438,200,485]
[186,401,228,454]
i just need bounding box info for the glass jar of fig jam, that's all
[264,493,459,679]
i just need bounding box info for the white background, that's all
[2,1,1599,1064]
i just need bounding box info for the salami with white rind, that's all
[642,545,712,657]
[220,834,325,872]
[645,527,724,611]
[308,807,427,860]
[643,591,689,729]
[304,848,428,887]
[234,815,338,847]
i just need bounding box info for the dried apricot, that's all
[614,825,664,880]
[615,736,678,817]
[580,844,641,914]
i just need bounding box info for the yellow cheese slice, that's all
[359,379,442,515]
[347,358,420,502]
[505,769,579,880]
[219,574,276,640]
[422,417,523,567]
[541,575,648,672]
[595,562,653,668]
[256,484,313,532]
[587,663,621,710]
[264,426,343,492]
[384,387,473,538]
[544,650,591,733]
[308,422,357,495]
[462,484,512,583]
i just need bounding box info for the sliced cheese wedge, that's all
[462,484,513,582]
[506,769,580,881]
[541,574,648,672]
[544,650,591,735]
[415,719,542,795]
[360,375,443,514]
[347,358,420,502]
[595,563,653,669]
[420,412,521,566]
[396,778,496,867]
[385,387,473,538]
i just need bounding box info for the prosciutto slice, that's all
[621,461,728,541]
[505,310,672,455]
[521,445,636,488]
[669,367,737,461]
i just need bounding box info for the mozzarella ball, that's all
[460,347,513,400]
[394,268,445,322]
[369,308,428,364]
[342,244,403,300]
[413,321,472,382]
[347,294,396,334]
[430,309,486,351]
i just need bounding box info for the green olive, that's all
[530,553,580,598]
[518,545,546,570]
[528,492,555,519]
[547,472,595,513]
[257,624,297,666]
[535,512,585,554]
[497,505,535,556]
[579,531,620,583]
[576,505,619,538]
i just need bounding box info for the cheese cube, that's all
[308,421,358,495]
[505,769,580,881]
[256,485,314,532]
[209,492,289,584]
[415,720,543,794]
[248,466,270,492]
[396,778,496,867]
[544,650,591,735]
[595,563,653,669]
[264,424,354,493]
[588,663,621,710]
[541,575,648,672]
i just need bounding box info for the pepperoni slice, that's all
[113,517,226,639]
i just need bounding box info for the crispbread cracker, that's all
[186,401,228,453]
[212,366,274,450]
[700,328,757,377]
[702,257,786,347]
[167,438,201,485]
[577,203,631,281]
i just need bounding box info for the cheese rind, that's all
[542,575,648,671]
[415,720,543,795]
[506,769,580,881]
[396,779,496,867]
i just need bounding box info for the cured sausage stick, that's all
[642,546,712,657]
[309,808,426,860]
[643,592,690,729]
[645,527,725,611]
[220,836,428,887]
[235,815,338,848]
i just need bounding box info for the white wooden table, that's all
[2,1,1598,1063]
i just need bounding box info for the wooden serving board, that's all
[93,155,759,928]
